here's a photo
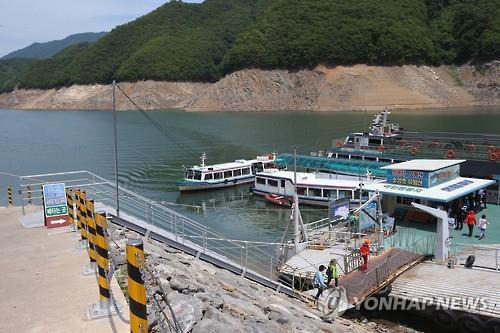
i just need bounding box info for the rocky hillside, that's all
[0,62,498,112]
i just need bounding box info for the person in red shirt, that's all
[466,210,476,237]
[360,239,370,272]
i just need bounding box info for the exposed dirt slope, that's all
[0,62,498,111]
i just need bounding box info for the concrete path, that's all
[0,206,129,333]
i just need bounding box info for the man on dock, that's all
[313,265,328,303]
[466,210,476,237]
[326,259,339,287]
[360,239,370,272]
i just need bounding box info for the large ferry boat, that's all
[310,110,499,179]
[251,169,381,207]
[177,153,276,191]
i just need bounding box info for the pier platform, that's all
[391,262,500,318]
[0,206,129,333]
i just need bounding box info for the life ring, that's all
[446,149,456,159]
[400,139,408,146]
[488,145,495,153]
[432,309,457,332]
[336,141,343,148]
[489,152,498,161]
[457,313,485,333]
[378,145,385,152]
[410,146,418,156]
[465,144,475,152]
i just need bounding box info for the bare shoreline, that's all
[1,63,498,112]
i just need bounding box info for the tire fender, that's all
[432,309,457,332]
[485,318,500,333]
[457,313,485,333]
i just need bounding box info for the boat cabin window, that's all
[256,177,266,185]
[309,188,322,197]
[297,187,306,195]
[323,189,337,198]
[233,169,242,176]
[368,138,382,145]
[224,170,232,178]
[281,179,286,188]
[204,173,213,180]
[346,136,354,144]
[242,168,250,175]
[338,190,352,199]
[214,172,222,180]
[268,179,278,187]
[186,169,194,179]
[252,162,264,173]
[194,171,202,180]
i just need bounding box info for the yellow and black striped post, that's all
[66,189,75,231]
[7,185,13,207]
[95,212,110,303]
[27,185,32,205]
[75,189,83,234]
[85,199,98,272]
[127,239,148,333]
[79,191,89,248]
[86,211,120,319]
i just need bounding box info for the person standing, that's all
[313,265,328,303]
[478,215,489,240]
[458,202,468,230]
[326,259,340,287]
[480,190,487,209]
[360,240,370,272]
[474,192,482,212]
[466,210,476,237]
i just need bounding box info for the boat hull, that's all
[177,176,254,191]
[251,188,330,207]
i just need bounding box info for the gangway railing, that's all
[19,171,299,295]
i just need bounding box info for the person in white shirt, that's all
[478,215,489,240]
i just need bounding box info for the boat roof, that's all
[189,156,273,172]
[363,177,495,203]
[256,170,371,188]
[275,153,389,177]
[381,159,465,172]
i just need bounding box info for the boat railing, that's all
[18,171,285,290]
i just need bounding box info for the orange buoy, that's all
[446,149,456,159]
[490,152,498,161]
[410,146,418,156]
[378,145,385,152]
[336,141,343,148]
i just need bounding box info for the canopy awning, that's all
[363,177,496,203]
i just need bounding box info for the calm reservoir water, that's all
[1,107,499,244]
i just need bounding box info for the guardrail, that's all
[19,171,290,292]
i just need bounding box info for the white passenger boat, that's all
[251,169,379,207]
[177,153,276,191]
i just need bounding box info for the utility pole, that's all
[112,80,120,217]
[293,147,300,246]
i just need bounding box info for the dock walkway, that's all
[0,206,129,333]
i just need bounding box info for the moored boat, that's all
[177,153,276,191]
[264,193,291,207]
[251,169,380,207]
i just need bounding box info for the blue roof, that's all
[275,154,389,177]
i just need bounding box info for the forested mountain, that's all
[1,32,107,60]
[1,0,499,92]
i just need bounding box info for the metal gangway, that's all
[18,170,302,297]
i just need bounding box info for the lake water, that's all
[1,107,499,244]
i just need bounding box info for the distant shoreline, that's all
[1,63,498,112]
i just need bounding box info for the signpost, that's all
[42,183,69,228]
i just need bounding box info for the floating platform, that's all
[391,262,500,319]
